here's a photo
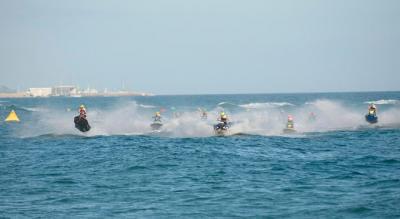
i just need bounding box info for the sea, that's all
[1,92,399,218]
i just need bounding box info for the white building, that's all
[80,87,99,96]
[28,88,52,97]
[52,86,78,96]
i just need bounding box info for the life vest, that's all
[79,108,87,117]
[369,110,375,115]
[287,121,294,129]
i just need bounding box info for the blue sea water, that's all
[1,92,400,218]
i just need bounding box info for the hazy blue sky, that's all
[0,0,399,94]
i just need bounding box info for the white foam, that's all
[378,107,400,125]
[239,102,294,109]
[18,101,151,137]
[364,99,399,105]
[21,107,48,112]
[138,104,157,108]
[217,102,236,106]
[16,99,400,138]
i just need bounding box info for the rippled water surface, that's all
[1,92,400,218]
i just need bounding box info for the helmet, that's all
[220,112,225,116]
[80,105,85,108]
[156,112,161,116]
[288,115,293,121]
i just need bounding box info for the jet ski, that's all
[283,119,296,134]
[213,122,231,135]
[150,121,163,131]
[74,115,91,132]
[365,113,378,124]
[365,105,378,124]
[283,127,297,134]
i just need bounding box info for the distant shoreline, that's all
[0,92,27,98]
[154,90,400,97]
[0,92,153,98]
[1,90,399,98]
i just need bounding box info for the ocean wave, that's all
[0,105,40,112]
[217,102,237,106]
[364,99,399,105]
[20,107,48,112]
[239,102,295,109]
[22,133,89,139]
[138,104,156,108]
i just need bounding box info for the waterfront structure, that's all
[0,85,152,98]
[51,86,78,96]
[80,88,99,96]
[28,88,52,97]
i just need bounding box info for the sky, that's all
[0,0,399,94]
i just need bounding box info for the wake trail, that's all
[15,99,400,138]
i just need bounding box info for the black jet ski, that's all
[150,121,163,131]
[213,122,231,135]
[365,113,378,124]
[74,115,91,132]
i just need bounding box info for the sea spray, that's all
[15,99,400,138]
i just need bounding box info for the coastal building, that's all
[0,84,152,98]
[52,86,78,96]
[28,88,52,97]
[81,88,99,96]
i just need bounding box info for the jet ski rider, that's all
[218,112,228,125]
[368,104,377,116]
[287,115,294,129]
[79,105,87,118]
[153,112,162,122]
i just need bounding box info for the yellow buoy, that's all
[5,110,20,122]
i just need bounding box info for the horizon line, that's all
[155,90,400,96]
